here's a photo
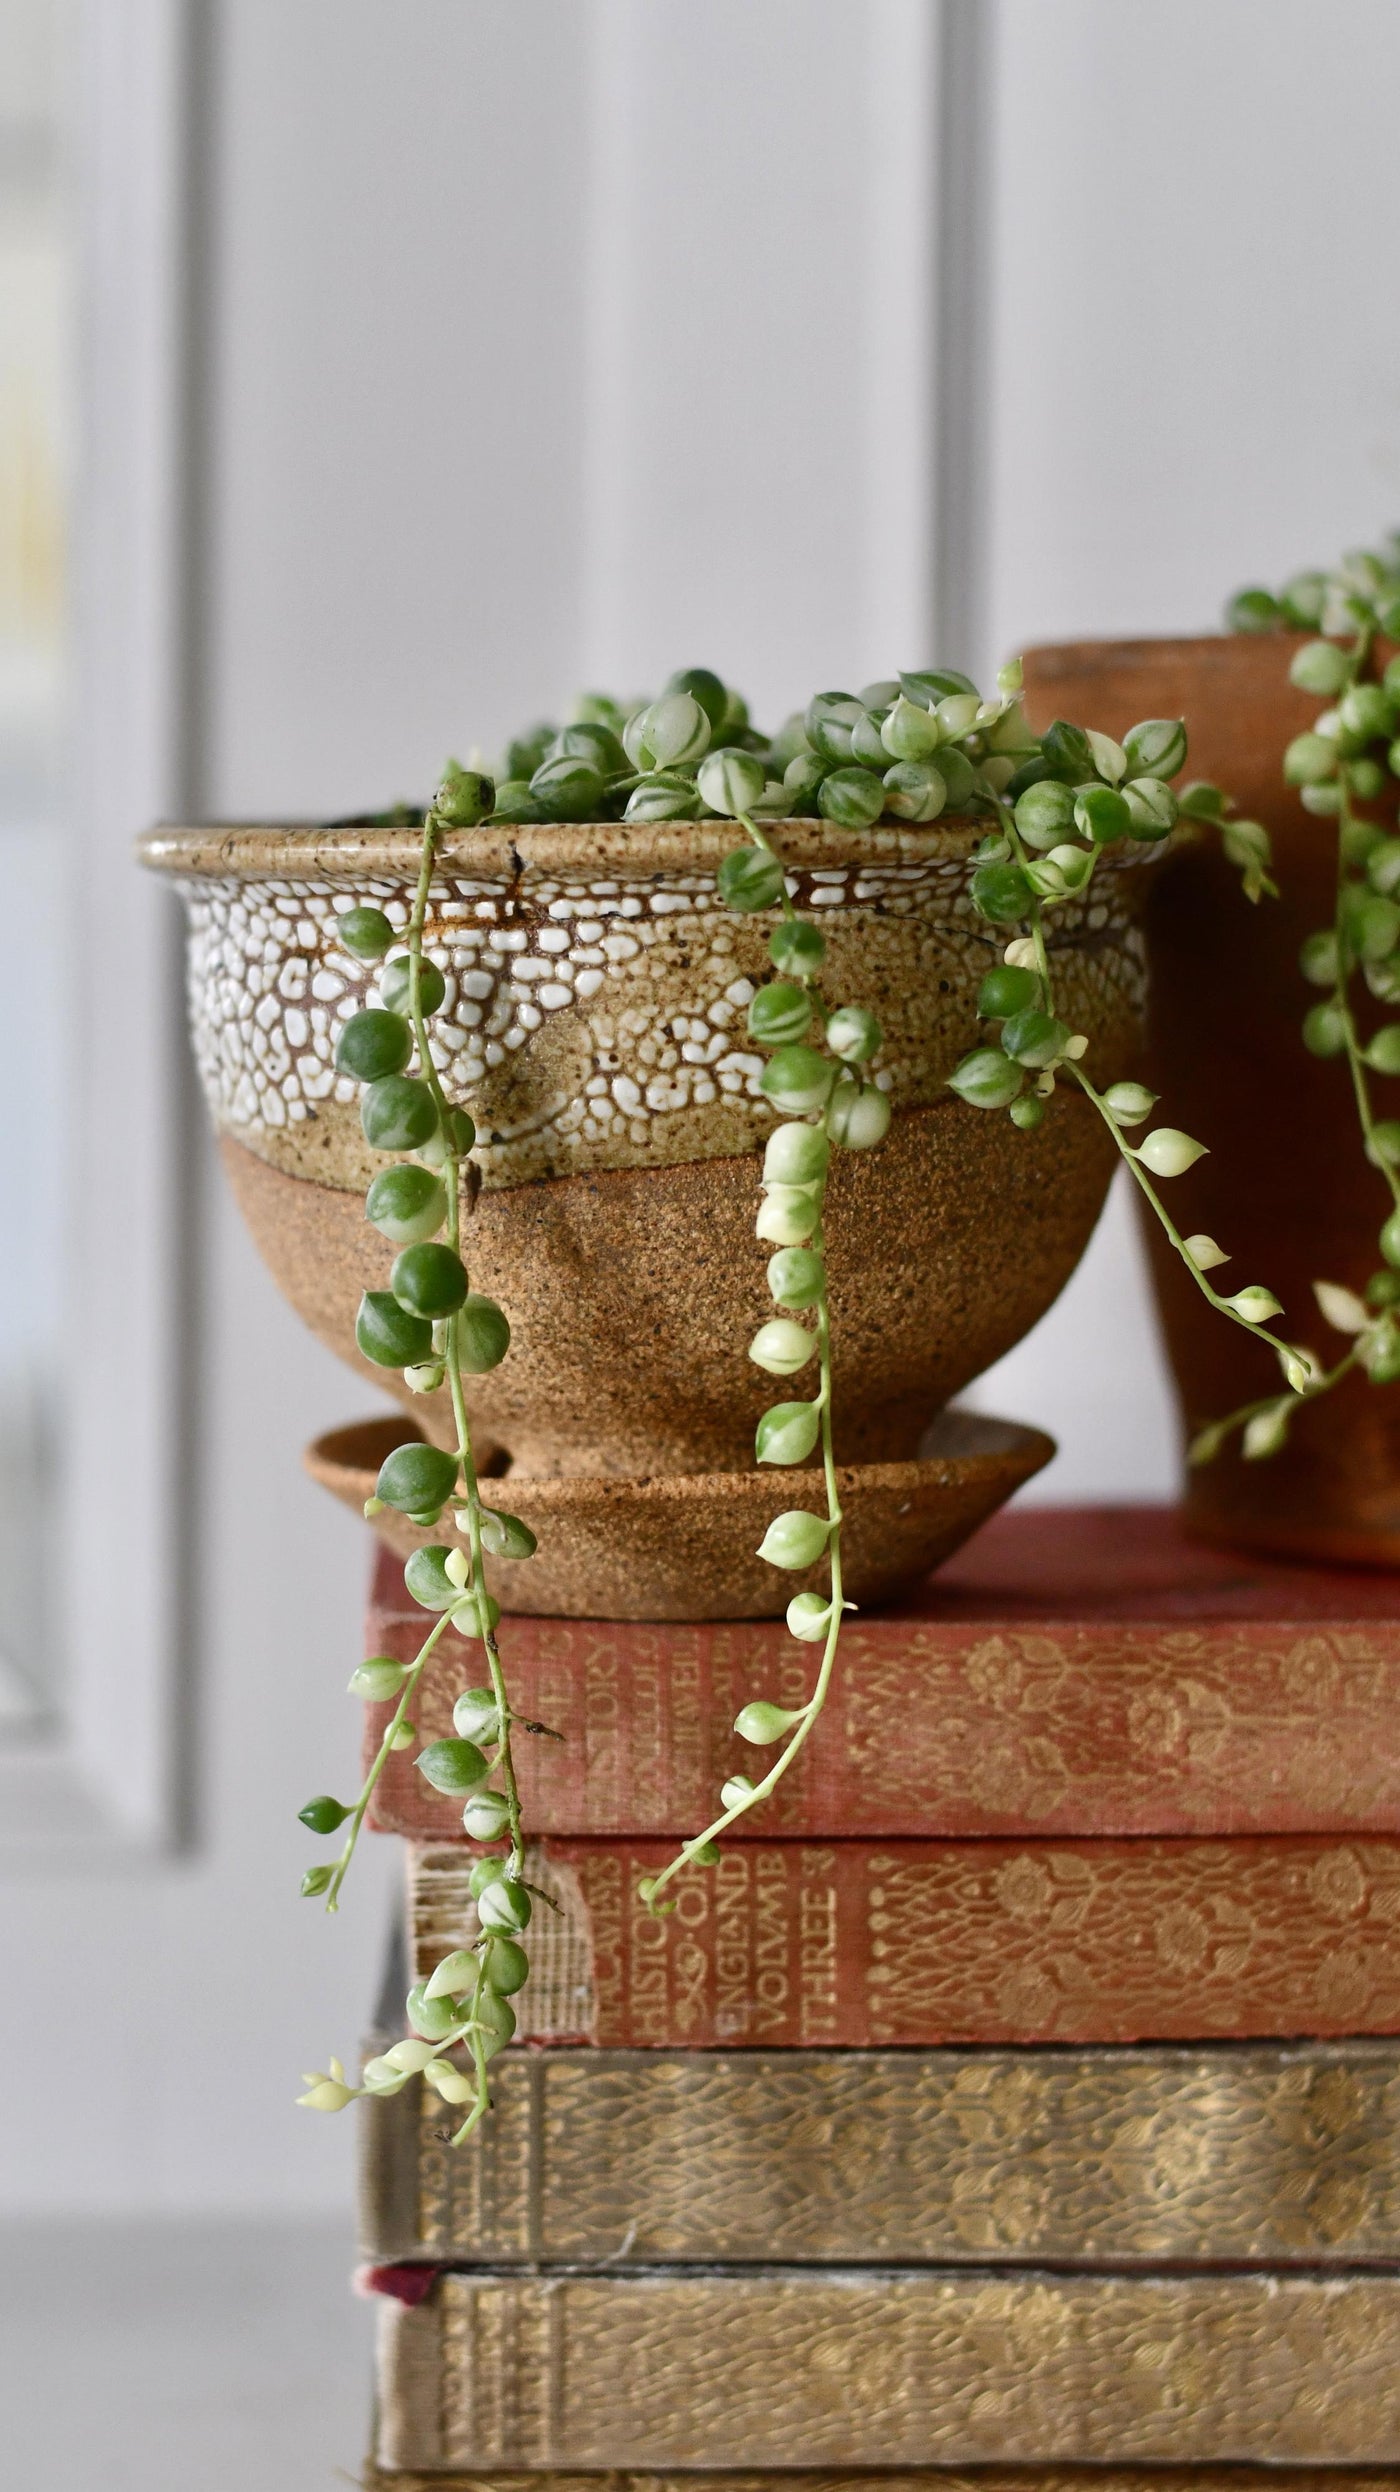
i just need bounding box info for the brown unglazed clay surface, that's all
[224,1095,1114,1478]
[304,1408,1053,1620]
[1025,633,1400,1568]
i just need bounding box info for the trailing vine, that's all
[297,768,538,2145]
[1189,543,1400,1461]
[942,695,1311,1400]
[634,750,890,1913]
[297,660,1299,2139]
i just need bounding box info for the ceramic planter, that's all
[1024,635,1400,1567]
[141,813,1151,1476]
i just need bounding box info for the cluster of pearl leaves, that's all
[1194,539,1400,1460]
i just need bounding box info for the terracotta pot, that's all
[140,814,1153,1479]
[1024,635,1400,1567]
[305,1408,1054,1621]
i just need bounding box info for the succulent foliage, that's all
[1195,539,1400,1457]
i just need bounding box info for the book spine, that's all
[364,1595,1400,1840]
[409,1835,1400,2048]
[375,2269,1400,2470]
[359,2037,1400,2269]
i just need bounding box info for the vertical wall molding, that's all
[931,0,993,678]
[0,0,204,1857]
[858,0,942,669]
[578,0,639,693]
[68,0,200,1843]
[163,0,215,1849]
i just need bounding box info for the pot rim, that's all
[136,813,993,883]
[1023,628,1318,669]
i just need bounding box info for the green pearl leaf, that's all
[755,1401,821,1466]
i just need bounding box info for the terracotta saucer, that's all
[304,1408,1054,1622]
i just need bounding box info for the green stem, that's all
[324,1603,456,1911]
[450,1967,494,2146]
[1191,1341,1363,1462]
[1067,1059,1302,1371]
[995,803,1054,993]
[738,809,801,923]
[1189,614,1399,1451]
[641,1169,846,1907]
[642,824,849,1907]
[990,791,1307,1381]
[1331,725,1400,1221]
[400,806,527,2132]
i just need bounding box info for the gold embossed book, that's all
[355,1504,1400,2475]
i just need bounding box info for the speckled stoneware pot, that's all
[139,816,1150,1478]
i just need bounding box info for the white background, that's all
[5,0,1400,2222]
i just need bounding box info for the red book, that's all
[410,1831,1400,2049]
[367,1507,1400,1840]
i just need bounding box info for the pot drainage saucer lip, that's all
[305,1409,1054,1624]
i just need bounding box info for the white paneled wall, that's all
[206,0,594,810]
[983,0,1400,654]
[8,0,1400,2211]
[209,0,944,797]
[963,0,1400,1497]
[578,0,940,708]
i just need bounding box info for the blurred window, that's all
[0,0,73,1729]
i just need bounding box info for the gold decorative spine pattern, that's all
[358,2041,1400,2270]
[376,1599,1400,1839]
[375,2271,1400,2471]
[361,2473,1400,2492]
[408,1837,1400,2048]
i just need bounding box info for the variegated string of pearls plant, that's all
[296,659,1300,2141]
[1195,539,1400,1462]
[295,789,534,2140]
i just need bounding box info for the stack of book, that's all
[355,1505,1400,2482]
